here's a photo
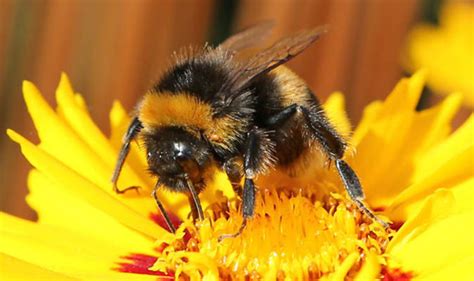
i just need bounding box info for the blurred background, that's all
[1,0,471,221]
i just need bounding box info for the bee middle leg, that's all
[219,127,264,241]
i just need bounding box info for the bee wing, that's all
[219,21,275,52]
[229,25,328,92]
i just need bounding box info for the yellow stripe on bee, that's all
[138,92,243,150]
[138,92,214,132]
[271,66,310,108]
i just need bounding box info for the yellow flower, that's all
[403,2,474,106]
[1,71,473,280]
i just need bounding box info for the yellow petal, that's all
[0,254,162,281]
[415,256,474,281]
[410,93,463,155]
[354,252,381,281]
[403,3,474,107]
[351,111,415,206]
[55,73,153,192]
[22,78,159,214]
[388,190,474,276]
[389,177,474,223]
[350,73,464,208]
[0,212,156,279]
[388,189,455,253]
[26,169,153,251]
[19,76,198,223]
[109,100,130,147]
[75,273,168,281]
[379,70,426,117]
[7,129,167,239]
[23,80,118,190]
[0,253,79,281]
[416,114,474,178]
[323,92,352,138]
[351,101,382,146]
[450,178,474,213]
[395,210,474,277]
[387,115,474,220]
[350,72,425,199]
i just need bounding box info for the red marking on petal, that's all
[373,206,386,212]
[149,212,192,242]
[390,221,405,231]
[381,267,413,281]
[114,253,174,278]
[149,212,181,231]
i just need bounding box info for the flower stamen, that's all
[147,190,394,279]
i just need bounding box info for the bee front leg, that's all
[184,175,205,222]
[111,116,143,194]
[152,182,177,233]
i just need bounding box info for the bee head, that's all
[144,126,211,192]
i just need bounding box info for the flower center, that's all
[150,190,392,280]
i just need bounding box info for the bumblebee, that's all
[112,22,388,238]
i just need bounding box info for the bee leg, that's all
[223,158,243,197]
[218,178,255,242]
[266,104,388,228]
[219,129,260,241]
[297,106,389,228]
[264,104,299,127]
[185,175,204,222]
[152,183,177,233]
[111,117,143,194]
[298,106,388,227]
[266,104,345,157]
[335,159,389,228]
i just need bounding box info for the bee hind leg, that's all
[335,159,389,228]
[265,103,389,228]
[299,105,389,228]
